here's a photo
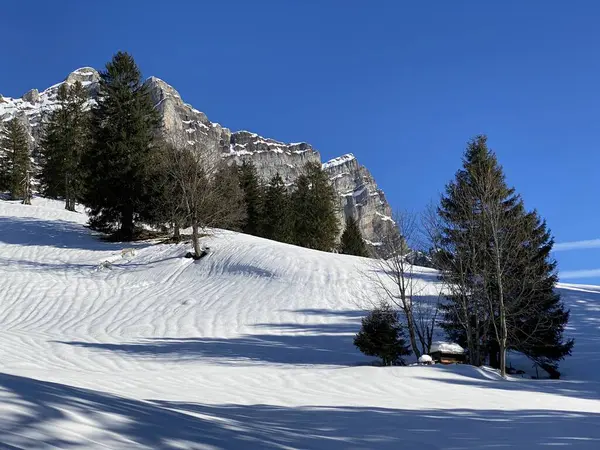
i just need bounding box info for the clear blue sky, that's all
[2,1,599,283]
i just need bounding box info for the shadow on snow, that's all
[0,216,149,252]
[0,372,599,449]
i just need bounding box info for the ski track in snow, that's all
[0,198,599,449]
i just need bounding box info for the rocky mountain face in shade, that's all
[1,68,395,250]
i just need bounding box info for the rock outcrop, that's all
[323,154,394,247]
[227,131,321,185]
[0,68,395,250]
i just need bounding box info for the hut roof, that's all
[430,341,465,355]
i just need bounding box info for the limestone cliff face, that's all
[226,131,320,185]
[1,68,395,249]
[0,67,99,147]
[323,154,394,248]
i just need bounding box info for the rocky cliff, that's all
[0,68,395,250]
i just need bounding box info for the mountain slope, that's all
[0,199,599,449]
[1,69,394,250]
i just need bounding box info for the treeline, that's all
[0,51,371,257]
[354,136,573,378]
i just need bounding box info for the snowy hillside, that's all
[0,199,599,449]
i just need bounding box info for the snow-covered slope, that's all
[0,199,599,449]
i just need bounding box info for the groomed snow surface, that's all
[0,198,599,449]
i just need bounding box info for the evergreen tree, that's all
[354,303,412,366]
[238,161,263,236]
[291,162,339,251]
[339,216,369,256]
[262,173,292,243]
[0,118,31,203]
[507,210,573,377]
[211,162,247,232]
[82,52,160,239]
[436,135,573,376]
[38,81,90,210]
[290,173,311,246]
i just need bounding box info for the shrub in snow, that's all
[354,303,412,366]
[97,260,112,270]
[418,354,433,365]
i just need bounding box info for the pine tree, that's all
[262,173,292,243]
[82,52,160,239]
[38,81,90,210]
[354,303,412,366]
[339,216,369,256]
[0,118,31,203]
[291,162,339,251]
[436,135,573,377]
[238,161,263,236]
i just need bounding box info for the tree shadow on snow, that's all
[57,333,361,366]
[416,364,600,402]
[1,372,600,449]
[0,216,149,252]
[57,310,369,366]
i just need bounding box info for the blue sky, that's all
[2,1,599,282]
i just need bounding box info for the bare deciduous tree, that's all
[159,137,246,258]
[364,210,440,358]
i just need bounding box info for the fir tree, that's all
[339,216,369,256]
[262,173,292,243]
[238,161,263,236]
[82,52,160,239]
[291,162,339,251]
[0,118,31,203]
[38,81,90,210]
[354,303,412,366]
[436,135,573,377]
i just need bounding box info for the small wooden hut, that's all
[430,341,466,364]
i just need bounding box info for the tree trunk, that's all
[22,170,31,205]
[65,179,76,212]
[120,206,134,241]
[405,311,421,358]
[192,222,202,258]
[173,223,181,242]
[494,244,508,378]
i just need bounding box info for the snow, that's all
[376,211,394,222]
[322,153,356,170]
[0,198,599,448]
[418,354,433,364]
[431,341,465,354]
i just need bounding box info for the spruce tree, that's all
[436,135,573,376]
[0,118,31,203]
[290,173,311,246]
[38,81,89,210]
[507,210,573,377]
[339,216,369,256]
[354,303,412,366]
[291,162,339,251]
[210,162,247,232]
[262,173,292,243]
[82,52,160,239]
[238,161,263,236]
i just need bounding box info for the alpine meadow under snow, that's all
[0,198,599,449]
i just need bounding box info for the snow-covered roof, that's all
[430,341,465,354]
